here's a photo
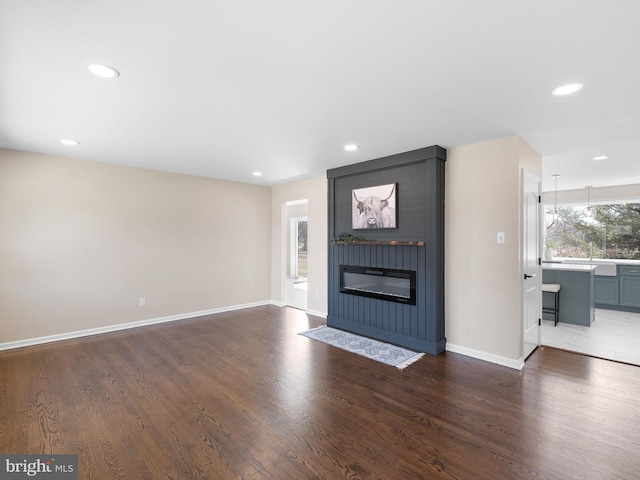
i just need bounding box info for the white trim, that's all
[305,309,327,319]
[269,303,326,318]
[446,343,525,370]
[0,300,271,352]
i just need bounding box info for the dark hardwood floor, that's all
[1,305,639,479]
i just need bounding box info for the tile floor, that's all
[541,308,640,366]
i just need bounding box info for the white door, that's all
[522,169,541,360]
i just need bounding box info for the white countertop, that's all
[549,257,640,266]
[542,263,597,272]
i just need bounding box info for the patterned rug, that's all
[298,326,424,369]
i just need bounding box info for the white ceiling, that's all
[1,0,639,192]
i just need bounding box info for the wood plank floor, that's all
[1,305,639,479]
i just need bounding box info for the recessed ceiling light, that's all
[87,64,120,78]
[551,83,583,96]
[344,144,358,151]
[60,139,79,146]
[252,171,262,177]
[593,155,608,161]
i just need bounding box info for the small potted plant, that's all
[544,239,557,260]
[332,233,366,243]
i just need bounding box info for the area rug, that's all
[298,326,424,369]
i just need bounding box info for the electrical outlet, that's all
[139,297,146,307]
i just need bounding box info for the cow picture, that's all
[352,183,397,229]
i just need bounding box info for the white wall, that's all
[271,177,328,318]
[445,136,541,368]
[0,149,272,345]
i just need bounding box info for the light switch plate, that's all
[497,232,505,244]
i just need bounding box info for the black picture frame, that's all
[351,183,397,229]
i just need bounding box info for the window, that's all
[545,203,640,260]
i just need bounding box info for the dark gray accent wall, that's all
[327,146,446,354]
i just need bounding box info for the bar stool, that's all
[542,283,561,326]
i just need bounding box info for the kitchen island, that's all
[542,263,597,326]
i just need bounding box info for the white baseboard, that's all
[0,300,272,352]
[305,309,327,319]
[446,343,524,370]
[269,300,327,320]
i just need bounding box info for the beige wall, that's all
[445,136,541,366]
[271,177,328,317]
[0,149,272,344]
[3,136,540,364]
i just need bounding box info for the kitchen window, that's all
[545,203,640,260]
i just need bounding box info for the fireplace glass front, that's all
[340,265,416,305]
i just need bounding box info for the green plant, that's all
[333,232,366,243]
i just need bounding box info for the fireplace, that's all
[340,265,416,305]
[327,145,446,354]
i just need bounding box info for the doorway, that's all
[286,201,308,310]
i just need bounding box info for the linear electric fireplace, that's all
[340,265,416,305]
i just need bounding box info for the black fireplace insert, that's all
[340,265,416,305]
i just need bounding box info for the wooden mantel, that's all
[331,240,425,246]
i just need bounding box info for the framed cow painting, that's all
[352,183,397,229]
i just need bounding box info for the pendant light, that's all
[585,185,593,217]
